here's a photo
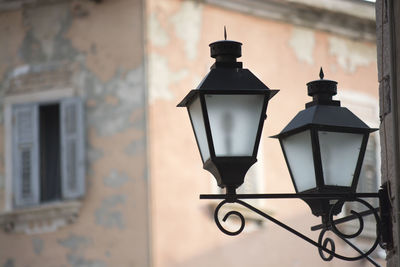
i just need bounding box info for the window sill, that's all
[0,200,81,234]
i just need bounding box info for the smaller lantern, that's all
[178,36,278,193]
[272,69,377,218]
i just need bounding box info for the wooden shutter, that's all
[13,104,39,207]
[61,98,85,199]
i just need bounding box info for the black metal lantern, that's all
[178,37,278,192]
[273,69,378,218]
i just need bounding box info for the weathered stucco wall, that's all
[0,0,150,266]
[376,0,400,266]
[147,0,379,266]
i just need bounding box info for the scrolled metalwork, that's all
[326,197,381,262]
[214,200,245,236]
[318,229,335,261]
[202,193,385,266]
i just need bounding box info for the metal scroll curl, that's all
[318,229,335,261]
[321,197,381,262]
[211,197,381,265]
[214,200,245,236]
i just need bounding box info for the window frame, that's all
[4,88,81,211]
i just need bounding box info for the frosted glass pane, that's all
[281,130,316,192]
[205,94,264,156]
[188,97,210,162]
[319,131,363,187]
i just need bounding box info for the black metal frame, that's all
[183,90,275,189]
[277,126,371,217]
[271,70,378,217]
[177,38,278,190]
[277,126,371,193]
[200,185,392,267]
[177,37,390,266]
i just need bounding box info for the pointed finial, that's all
[319,67,324,79]
[224,26,227,40]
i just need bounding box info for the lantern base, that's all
[203,157,257,189]
[299,188,352,218]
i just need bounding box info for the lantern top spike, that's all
[209,31,242,66]
[224,26,227,40]
[306,67,338,107]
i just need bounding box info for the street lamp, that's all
[179,35,392,266]
[177,34,278,192]
[272,68,378,219]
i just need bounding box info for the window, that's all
[12,97,85,208]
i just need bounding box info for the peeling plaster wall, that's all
[328,36,377,73]
[0,0,150,266]
[289,27,315,65]
[147,0,379,267]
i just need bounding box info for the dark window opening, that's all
[39,104,61,202]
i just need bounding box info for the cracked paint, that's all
[95,195,126,229]
[329,36,376,72]
[67,0,144,82]
[289,27,315,65]
[0,11,24,80]
[58,234,91,250]
[125,139,145,156]
[103,170,130,188]
[149,13,170,47]
[67,254,107,267]
[0,0,149,266]
[85,66,145,136]
[59,234,107,267]
[19,3,78,65]
[148,53,188,103]
[22,4,71,61]
[87,146,104,165]
[32,237,44,256]
[170,1,203,60]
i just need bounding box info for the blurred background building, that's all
[0,0,382,266]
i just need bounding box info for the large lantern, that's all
[178,38,278,192]
[273,69,377,217]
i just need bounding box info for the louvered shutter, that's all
[13,104,39,207]
[61,98,85,199]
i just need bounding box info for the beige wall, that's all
[0,0,383,266]
[147,0,380,266]
[0,0,150,266]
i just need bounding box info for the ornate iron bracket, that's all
[200,185,392,267]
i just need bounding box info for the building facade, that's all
[0,0,150,266]
[0,0,386,266]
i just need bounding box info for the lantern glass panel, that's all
[281,130,316,192]
[205,94,264,156]
[318,131,363,187]
[188,96,210,162]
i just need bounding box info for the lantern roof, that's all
[177,36,278,107]
[273,69,378,137]
[275,105,377,137]
[197,68,271,90]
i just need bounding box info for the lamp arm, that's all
[202,190,389,266]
